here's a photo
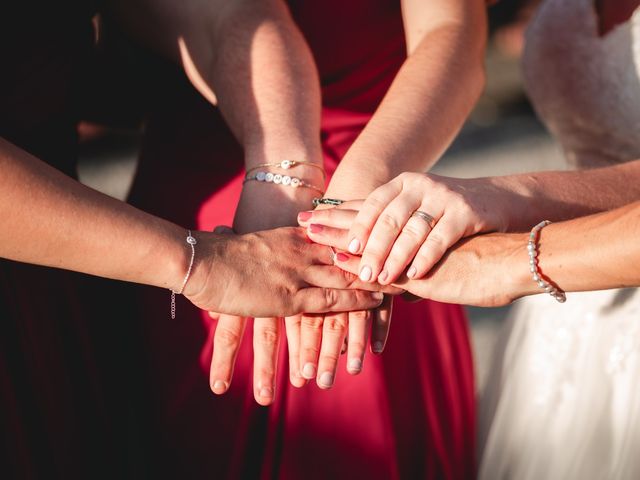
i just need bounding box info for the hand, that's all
[299,173,506,286]
[190,227,393,404]
[302,218,528,307]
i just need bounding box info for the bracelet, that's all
[528,220,566,303]
[246,160,326,179]
[170,230,197,319]
[243,171,324,195]
[312,197,345,207]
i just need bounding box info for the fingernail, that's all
[348,238,361,254]
[298,211,313,222]
[378,270,388,283]
[335,252,349,262]
[308,224,324,234]
[359,265,372,282]
[372,341,384,354]
[318,372,334,388]
[348,358,362,372]
[259,386,273,398]
[407,266,417,279]
[372,292,384,301]
[302,363,316,379]
[212,380,227,392]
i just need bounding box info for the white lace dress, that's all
[479,1,640,479]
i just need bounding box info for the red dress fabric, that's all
[127,1,476,478]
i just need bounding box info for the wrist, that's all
[502,232,539,300]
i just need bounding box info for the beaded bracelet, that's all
[528,220,566,303]
[243,171,324,195]
[246,160,326,179]
[170,230,197,319]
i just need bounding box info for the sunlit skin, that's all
[301,200,640,305]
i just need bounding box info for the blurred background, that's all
[76,0,563,396]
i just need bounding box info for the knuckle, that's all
[323,288,339,309]
[214,327,242,348]
[403,222,425,239]
[255,325,279,346]
[319,352,340,365]
[379,212,402,231]
[301,316,324,330]
[349,310,368,322]
[324,315,347,332]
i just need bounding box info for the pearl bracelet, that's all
[246,160,326,179]
[243,171,324,195]
[528,220,566,303]
[170,230,197,319]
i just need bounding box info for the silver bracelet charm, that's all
[243,171,324,195]
[312,197,345,207]
[170,230,197,319]
[528,220,566,303]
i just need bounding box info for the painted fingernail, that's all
[298,211,313,222]
[372,292,384,301]
[378,270,388,283]
[259,386,273,398]
[407,266,417,279]
[308,224,323,234]
[359,265,372,282]
[348,358,362,373]
[372,341,384,354]
[302,363,316,379]
[318,372,334,388]
[348,238,361,254]
[212,380,227,393]
[336,252,350,262]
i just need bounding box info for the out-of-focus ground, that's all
[78,42,566,395]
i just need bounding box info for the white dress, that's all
[479,1,640,479]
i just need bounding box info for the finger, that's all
[370,295,393,355]
[346,310,371,375]
[379,214,433,284]
[332,252,361,276]
[306,224,350,251]
[284,315,306,388]
[358,194,421,283]
[297,208,358,229]
[317,313,348,389]
[210,314,247,394]
[346,180,403,255]
[407,216,465,279]
[252,317,281,406]
[302,264,404,295]
[294,288,384,314]
[299,314,324,380]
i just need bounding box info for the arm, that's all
[325,0,487,199]
[109,0,323,230]
[0,138,383,316]
[307,199,640,306]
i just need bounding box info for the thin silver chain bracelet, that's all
[170,230,197,319]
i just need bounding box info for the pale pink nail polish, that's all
[348,238,361,254]
[302,363,316,379]
[359,265,372,282]
[298,211,313,222]
[319,372,334,388]
[336,252,350,262]
[407,266,417,278]
[378,270,389,283]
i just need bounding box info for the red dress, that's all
[127,1,476,478]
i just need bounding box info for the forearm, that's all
[0,138,193,292]
[327,3,487,198]
[403,201,640,304]
[491,159,640,231]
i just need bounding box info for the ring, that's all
[411,210,437,229]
